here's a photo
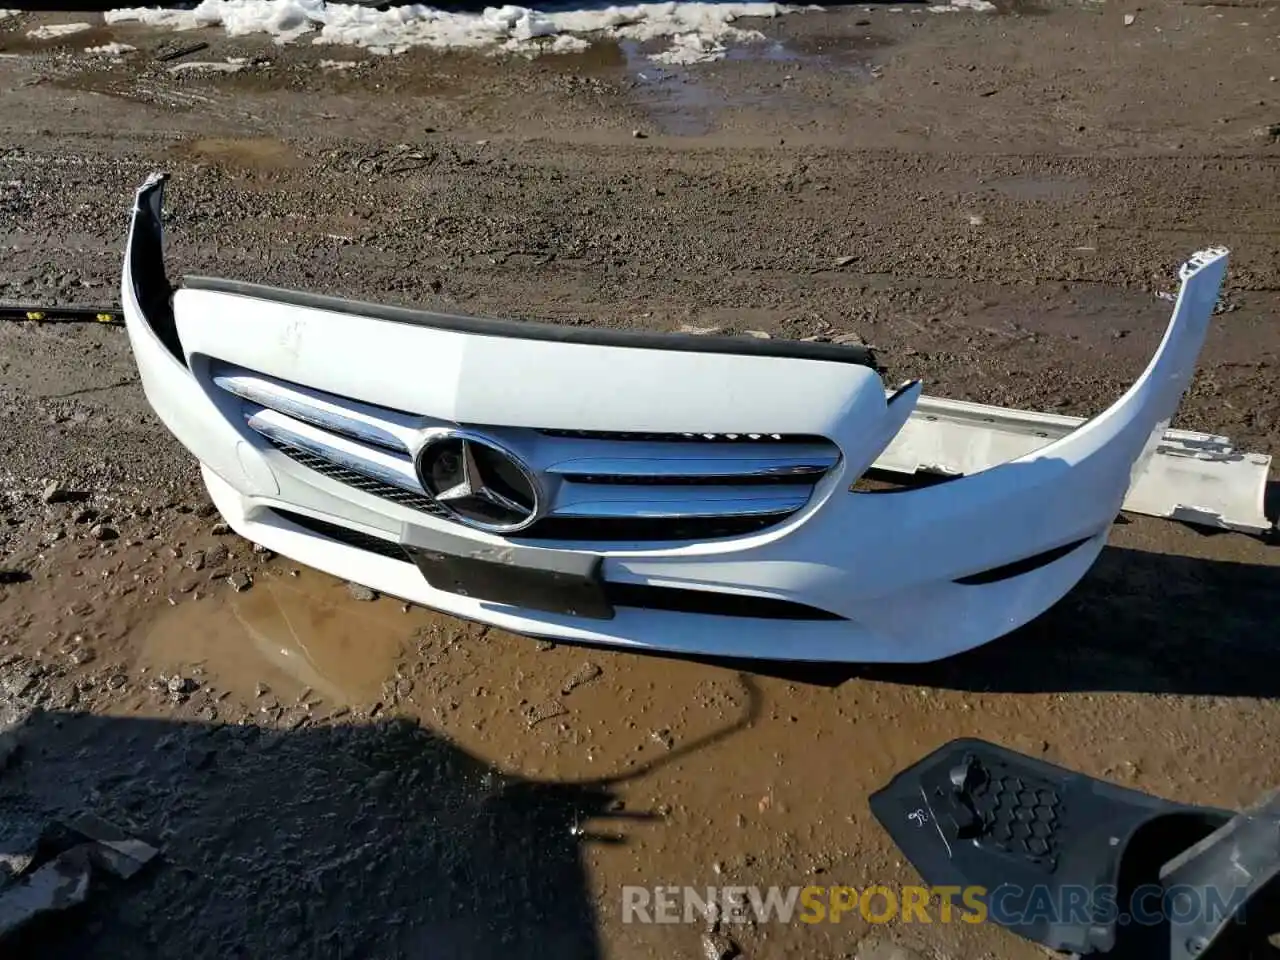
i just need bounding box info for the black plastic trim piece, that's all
[605,582,844,620]
[268,508,411,562]
[181,276,880,370]
[953,536,1093,585]
[265,508,840,620]
[129,174,183,362]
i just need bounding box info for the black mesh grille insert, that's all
[537,429,824,444]
[519,514,789,542]
[269,508,411,562]
[264,438,448,518]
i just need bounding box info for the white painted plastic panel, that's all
[172,288,889,441]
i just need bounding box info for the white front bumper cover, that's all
[122,174,1249,663]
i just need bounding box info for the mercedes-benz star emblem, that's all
[415,431,542,533]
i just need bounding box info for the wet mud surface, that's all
[2,3,1280,958]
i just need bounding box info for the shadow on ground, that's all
[0,673,760,958]
[1,711,614,959]
[632,541,1280,699]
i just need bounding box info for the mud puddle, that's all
[615,38,874,136]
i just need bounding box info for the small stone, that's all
[68,647,95,666]
[211,523,231,535]
[968,213,985,226]
[561,660,602,695]
[679,324,723,336]
[741,330,771,339]
[347,582,376,602]
[702,932,740,960]
[535,640,556,652]
[831,332,867,346]
[1123,12,1136,24]
[834,255,858,267]
[205,545,229,567]
[42,482,85,504]
[167,675,196,695]
[226,571,252,593]
[1111,328,1129,340]
[255,683,270,698]
[632,128,647,138]
[1252,123,1280,140]
[650,728,674,750]
[90,524,118,542]
[186,551,206,572]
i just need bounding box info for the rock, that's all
[702,932,740,960]
[41,482,86,504]
[561,660,602,695]
[831,332,867,346]
[167,675,196,695]
[205,544,229,567]
[834,255,858,267]
[90,524,118,542]
[679,324,723,336]
[525,699,567,728]
[255,682,270,698]
[211,523,231,535]
[535,640,556,652]
[741,330,771,339]
[226,571,252,593]
[1123,12,1136,24]
[68,647,95,666]
[186,550,206,572]
[650,728,675,750]
[632,129,647,138]
[968,213,985,226]
[346,582,376,602]
[1252,123,1280,140]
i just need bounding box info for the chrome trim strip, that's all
[215,372,409,453]
[543,452,838,483]
[550,493,811,519]
[245,410,424,495]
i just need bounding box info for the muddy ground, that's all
[1,2,1279,958]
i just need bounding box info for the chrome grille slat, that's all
[213,369,416,453]
[212,363,842,541]
[262,437,448,517]
[545,451,837,484]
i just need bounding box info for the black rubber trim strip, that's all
[263,508,842,620]
[953,535,1094,585]
[181,276,880,370]
[130,175,183,361]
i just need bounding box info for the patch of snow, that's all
[928,0,996,10]
[106,0,797,62]
[26,22,94,39]
[85,41,137,56]
[649,31,729,64]
[0,10,19,23]
[317,57,361,68]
